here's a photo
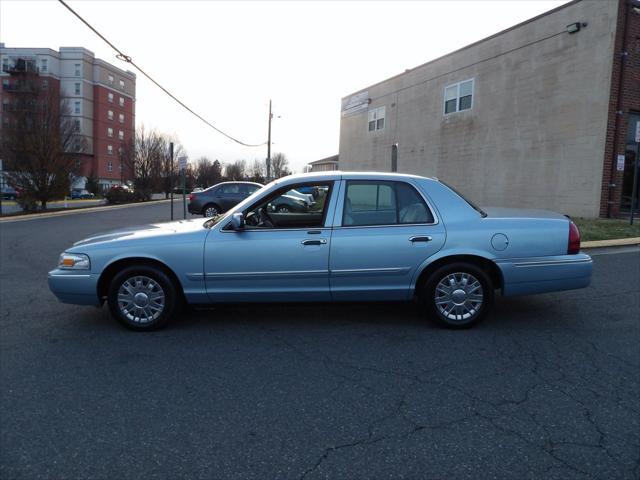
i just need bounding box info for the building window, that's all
[42,79,48,90]
[41,58,48,73]
[108,92,114,103]
[107,161,113,172]
[107,145,113,155]
[107,127,113,137]
[74,63,81,77]
[444,79,474,114]
[119,97,125,107]
[108,110,114,120]
[367,106,385,132]
[119,113,124,124]
[74,101,80,114]
[74,82,81,95]
[108,75,114,85]
[119,79,125,89]
[2,57,8,72]
[118,130,124,140]
[75,142,82,153]
[74,119,81,132]
[75,158,81,168]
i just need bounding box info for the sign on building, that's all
[341,91,370,117]
[617,154,625,172]
[635,120,640,143]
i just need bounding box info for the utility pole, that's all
[170,142,174,220]
[266,99,272,181]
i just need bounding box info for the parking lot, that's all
[0,201,638,479]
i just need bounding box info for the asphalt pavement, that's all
[0,200,638,479]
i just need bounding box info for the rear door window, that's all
[343,181,433,226]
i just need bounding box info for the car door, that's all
[329,179,445,301]
[204,181,337,303]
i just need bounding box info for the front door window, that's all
[242,182,332,229]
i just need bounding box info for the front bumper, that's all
[496,253,592,296]
[48,269,101,306]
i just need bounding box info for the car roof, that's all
[273,171,438,185]
[215,181,263,186]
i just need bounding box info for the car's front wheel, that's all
[107,265,179,331]
[422,262,494,329]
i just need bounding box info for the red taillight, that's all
[188,194,194,201]
[568,221,580,254]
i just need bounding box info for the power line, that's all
[57,0,266,148]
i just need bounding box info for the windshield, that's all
[439,180,487,217]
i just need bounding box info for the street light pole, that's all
[266,99,272,181]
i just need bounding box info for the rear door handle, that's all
[409,236,432,243]
[301,239,327,246]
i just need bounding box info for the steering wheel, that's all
[245,211,259,227]
[259,206,275,228]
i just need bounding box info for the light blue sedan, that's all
[48,172,592,330]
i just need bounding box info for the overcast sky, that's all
[1,0,569,172]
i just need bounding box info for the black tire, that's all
[422,262,494,329]
[202,204,220,217]
[107,265,180,331]
[276,205,290,213]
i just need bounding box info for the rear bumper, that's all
[48,269,101,306]
[496,253,592,296]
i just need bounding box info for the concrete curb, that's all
[582,237,640,249]
[0,199,172,223]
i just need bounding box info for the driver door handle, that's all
[409,236,432,243]
[301,239,327,246]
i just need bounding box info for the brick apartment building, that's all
[0,45,136,190]
[338,0,640,218]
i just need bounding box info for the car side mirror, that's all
[231,212,245,230]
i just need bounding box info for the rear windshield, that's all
[439,180,487,217]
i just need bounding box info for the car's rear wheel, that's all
[422,262,494,329]
[107,265,179,331]
[203,204,220,217]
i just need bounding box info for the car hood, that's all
[72,218,208,247]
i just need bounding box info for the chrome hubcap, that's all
[435,272,483,322]
[118,276,165,324]
[277,207,289,213]
[204,207,218,217]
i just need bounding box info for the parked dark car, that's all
[71,189,95,199]
[1,186,18,200]
[188,181,262,217]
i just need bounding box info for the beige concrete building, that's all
[338,0,640,218]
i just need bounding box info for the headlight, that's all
[58,253,90,270]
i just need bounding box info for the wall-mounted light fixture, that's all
[566,22,581,34]
[566,22,587,34]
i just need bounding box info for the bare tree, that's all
[195,157,222,188]
[121,125,164,200]
[225,160,246,181]
[270,152,291,178]
[0,87,84,210]
[248,159,266,183]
